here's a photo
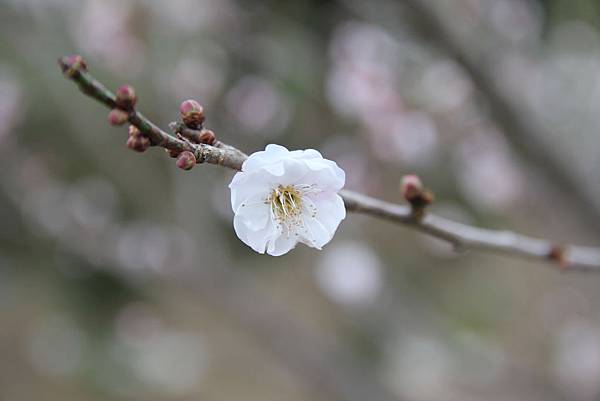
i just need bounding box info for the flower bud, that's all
[60,55,87,77]
[165,148,180,158]
[127,134,150,152]
[179,99,205,129]
[108,108,129,126]
[116,85,137,110]
[176,151,196,170]
[128,124,141,137]
[400,174,423,202]
[198,129,216,145]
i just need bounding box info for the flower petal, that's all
[289,148,322,160]
[241,144,290,173]
[299,216,332,249]
[267,229,298,256]
[303,159,345,191]
[310,193,346,235]
[229,171,270,211]
[234,214,278,254]
[235,194,270,231]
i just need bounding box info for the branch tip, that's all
[58,55,87,77]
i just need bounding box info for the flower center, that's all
[269,185,303,223]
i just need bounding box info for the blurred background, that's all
[1,0,600,400]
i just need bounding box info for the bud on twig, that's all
[115,85,137,110]
[165,148,181,158]
[400,174,433,221]
[127,124,149,152]
[400,175,423,202]
[59,55,87,77]
[128,124,141,137]
[180,99,205,129]
[127,134,150,152]
[108,108,129,126]
[198,129,216,145]
[176,151,196,170]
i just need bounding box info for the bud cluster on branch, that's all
[57,55,600,270]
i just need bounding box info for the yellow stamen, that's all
[269,185,303,223]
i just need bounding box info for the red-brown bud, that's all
[60,55,87,77]
[549,245,569,271]
[176,151,196,170]
[400,174,433,220]
[198,129,216,145]
[127,134,150,152]
[400,174,424,202]
[115,85,137,110]
[179,99,205,129]
[108,108,129,126]
[165,148,181,158]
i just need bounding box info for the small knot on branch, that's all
[170,122,217,146]
[548,244,570,271]
[400,174,434,221]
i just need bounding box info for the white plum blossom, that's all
[229,144,346,256]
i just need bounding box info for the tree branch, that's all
[58,56,600,271]
[399,0,600,231]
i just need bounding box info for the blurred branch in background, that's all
[58,55,600,270]
[395,0,600,231]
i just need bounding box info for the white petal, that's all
[309,193,346,235]
[304,159,345,191]
[258,159,309,183]
[299,216,332,249]
[290,148,323,160]
[234,214,278,254]
[241,144,290,173]
[267,229,298,256]
[235,194,270,231]
[229,172,270,212]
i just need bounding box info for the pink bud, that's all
[108,108,129,126]
[128,124,141,137]
[60,55,87,77]
[400,174,423,201]
[179,99,205,129]
[116,85,137,110]
[126,134,150,152]
[176,151,196,170]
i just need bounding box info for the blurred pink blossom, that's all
[73,0,145,75]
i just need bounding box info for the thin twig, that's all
[58,56,600,271]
